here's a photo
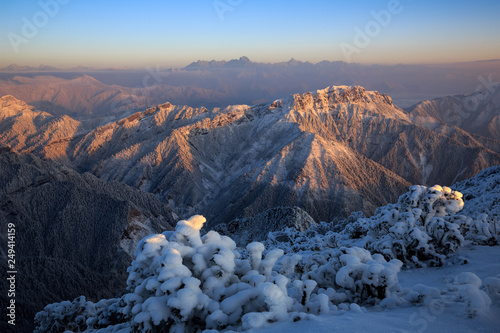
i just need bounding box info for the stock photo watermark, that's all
[110,65,170,113]
[6,223,17,326]
[340,0,410,62]
[407,299,446,333]
[446,74,499,126]
[464,74,498,112]
[7,0,71,53]
[213,0,243,21]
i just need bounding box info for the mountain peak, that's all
[0,94,31,109]
[326,85,393,105]
[185,56,253,69]
[292,85,394,108]
[0,94,21,102]
[74,74,101,84]
[2,64,33,71]
[1,64,60,71]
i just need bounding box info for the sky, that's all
[0,0,499,68]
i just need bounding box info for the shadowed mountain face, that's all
[0,147,175,333]
[405,84,500,140]
[1,85,499,227]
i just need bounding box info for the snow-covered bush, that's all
[295,247,403,305]
[453,166,500,245]
[34,296,121,332]
[265,225,340,252]
[358,183,500,264]
[357,185,465,266]
[404,283,441,306]
[35,215,403,332]
[456,214,500,245]
[265,185,467,267]
[265,180,499,269]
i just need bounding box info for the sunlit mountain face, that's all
[2,85,498,227]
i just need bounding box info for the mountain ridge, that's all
[1,85,498,225]
[405,84,500,140]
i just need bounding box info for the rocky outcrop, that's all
[213,206,316,246]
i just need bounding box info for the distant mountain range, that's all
[0,64,109,72]
[3,57,499,72]
[1,57,499,117]
[185,56,254,69]
[0,64,60,72]
[1,85,499,226]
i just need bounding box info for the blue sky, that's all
[0,0,499,68]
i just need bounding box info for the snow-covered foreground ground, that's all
[257,245,500,333]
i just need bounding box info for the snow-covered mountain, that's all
[0,95,82,161]
[1,86,499,226]
[405,84,500,140]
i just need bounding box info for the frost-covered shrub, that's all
[34,296,121,333]
[266,182,499,267]
[359,185,465,266]
[364,182,499,257]
[266,226,340,252]
[35,215,405,332]
[459,284,492,317]
[404,283,441,306]
[453,166,500,245]
[294,247,403,305]
[458,214,499,245]
[265,185,467,267]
